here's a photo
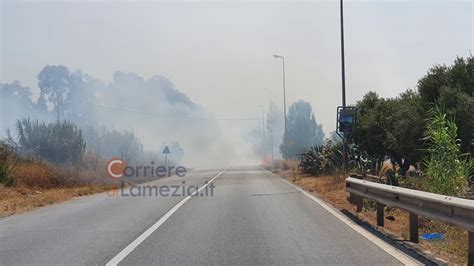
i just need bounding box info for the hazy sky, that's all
[1,0,473,135]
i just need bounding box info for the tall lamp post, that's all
[340,0,348,175]
[340,0,346,107]
[273,54,287,160]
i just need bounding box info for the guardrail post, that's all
[346,177,474,265]
[356,196,363,212]
[376,202,384,227]
[409,213,419,243]
[468,231,473,266]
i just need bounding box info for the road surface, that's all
[0,165,418,265]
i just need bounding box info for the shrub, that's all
[298,146,324,175]
[321,141,344,173]
[16,118,86,165]
[0,162,14,186]
[299,144,343,175]
[422,105,473,196]
[0,141,17,186]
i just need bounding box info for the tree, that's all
[382,90,424,174]
[63,70,100,125]
[83,126,142,164]
[266,102,284,159]
[418,56,474,154]
[353,91,425,175]
[0,81,35,133]
[353,92,387,167]
[35,94,48,113]
[37,65,71,120]
[280,100,324,159]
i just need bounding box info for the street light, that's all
[340,0,348,175]
[273,54,287,159]
[340,0,346,107]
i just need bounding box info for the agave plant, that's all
[320,141,343,173]
[298,145,324,175]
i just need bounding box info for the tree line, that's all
[354,56,473,175]
[1,65,196,169]
[291,55,473,196]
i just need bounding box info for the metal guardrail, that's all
[346,176,474,265]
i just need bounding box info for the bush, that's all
[0,162,14,186]
[422,105,473,196]
[298,146,324,175]
[0,141,17,186]
[298,141,373,176]
[16,118,86,165]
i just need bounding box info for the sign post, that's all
[336,106,356,175]
[162,146,171,169]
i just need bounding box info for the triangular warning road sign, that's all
[162,146,171,154]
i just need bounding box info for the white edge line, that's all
[277,175,421,266]
[106,166,230,266]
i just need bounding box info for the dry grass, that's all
[0,151,121,217]
[13,161,61,188]
[0,183,118,217]
[0,150,174,217]
[271,159,299,172]
[5,152,116,188]
[272,166,468,265]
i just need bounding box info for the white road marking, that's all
[277,175,421,266]
[106,166,229,266]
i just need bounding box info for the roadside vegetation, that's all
[423,107,473,195]
[0,116,183,216]
[0,120,118,217]
[267,56,473,264]
[266,56,474,197]
[0,65,191,216]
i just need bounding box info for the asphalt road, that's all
[0,165,417,265]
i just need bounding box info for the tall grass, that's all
[16,118,86,165]
[423,105,473,196]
